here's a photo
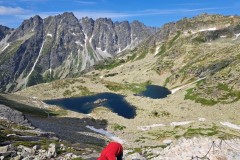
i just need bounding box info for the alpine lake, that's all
[44,85,171,119]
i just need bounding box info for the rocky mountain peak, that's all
[80,17,94,37]
[58,12,79,24]
[8,15,43,42]
[0,12,156,92]
[175,13,240,32]
[0,25,12,41]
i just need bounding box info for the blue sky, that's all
[0,0,240,28]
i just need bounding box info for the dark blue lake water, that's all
[44,85,171,119]
[138,85,171,99]
[44,92,136,119]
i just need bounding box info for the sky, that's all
[0,0,240,28]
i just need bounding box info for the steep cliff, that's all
[0,12,156,92]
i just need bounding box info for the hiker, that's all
[97,142,123,160]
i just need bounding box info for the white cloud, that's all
[15,7,230,21]
[73,7,231,19]
[71,7,226,19]
[0,6,26,15]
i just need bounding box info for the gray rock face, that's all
[0,12,156,92]
[0,104,30,126]
[0,25,11,41]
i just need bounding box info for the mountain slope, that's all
[89,14,240,105]
[0,12,156,92]
[0,25,12,41]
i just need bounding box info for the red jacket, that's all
[97,142,123,160]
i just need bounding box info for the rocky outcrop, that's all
[123,137,240,160]
[151,137,240,160]
[0,12,156,92]
[0,104,31,126]
[0,143,81,160]
[0,25,12,41]
[0,105,101,159]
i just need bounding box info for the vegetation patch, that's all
[192,34,207,43]
[111,123,126,131]
[95,59,125,70]
[183,127,219,137]
[150,110,171,117]
[156,44,166,56]
[87,43,96,61]
[148,124,240,140]
[104,81,151,93]
[168,31,181,48]
[127,148,142,155]
[51,79,86,89]
[62,85,93,97]
[27,70,44,87]
[0,94,58,117]
[185,88,218,105]
[0,40,23,65]
[104,73,118,77]
[43,70,55,83]
[183,126,240,139]
[149,130,177,139]
[125,45,150,62]
[136,48,148,60]
[185,81,240,105]
[155,60,174,74]
[42,38,53,56]
[163,77,170,87]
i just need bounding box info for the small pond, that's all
[44,92,136,119]
[137,85,171,99]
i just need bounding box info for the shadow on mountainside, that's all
[26,115,108,147]
[0,94,58,117]
[0,94,108,153]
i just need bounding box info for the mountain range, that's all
[1,13,240,160]
[0,12,157,92]
[0,13,240,105]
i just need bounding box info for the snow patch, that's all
[72,32,77,36]
[220,35,227,38]
[25,40,46,86]
[0,116,7,120]
[220,122,240,130]
[96,47,112,58]
[47,33,52,38]
[138,124,166,131]
[233,33,240,40]
[163,139,172,144]
[154,46,160,55]
[190,27,217,34]
[75,41,82,46]
[171,77,205,94]
[1,43,9,52]
[199,27,217,32]
[77,49,81,69]
[41,101,49,108]
[49,67,52,74]
[170,121,194,126]
[86,125,124,144]
[89,35,93,43]
[118,47,121,53]
[198,118,206,122]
